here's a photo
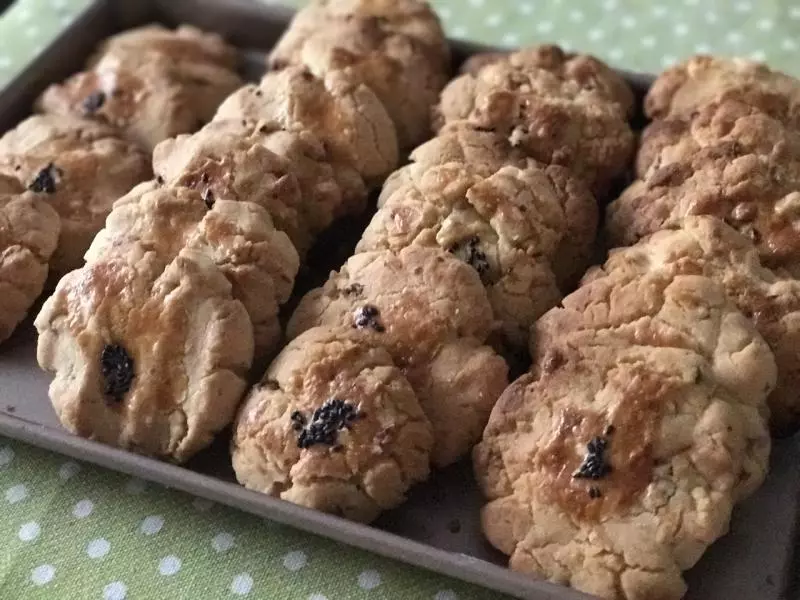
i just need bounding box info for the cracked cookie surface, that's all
[0,115,150,276]
[360,161,596,347]
[232,326,433,523]
[35,250,253,462]
[587,216,800,436]
[214,66,398,183]
[288,246,508,467]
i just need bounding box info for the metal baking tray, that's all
[0,1,798,598]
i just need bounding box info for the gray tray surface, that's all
[0,1,797,599]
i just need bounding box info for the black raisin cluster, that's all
[100,343,135,403]
[28,163,61,194]
[450,236,491,282]
[573,436,612,480]
[291,398,363,449]
[353,304,385,332]
[82,91,106,115]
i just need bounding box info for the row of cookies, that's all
[226,40,643,519]
[472,57,800,599]
[607,57,800,435]
[34,1,452,465]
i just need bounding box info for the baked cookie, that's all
[269,3,449,150]
[645,55,800,125]
[586,216,800,436]
[38,36,241,151]
[462,45,634,117]
[636,98,800,179]
[359,162,597,347]
[606,131,800,275]
[532,272,777,463]
[0,174,60,344]
[232,326,433,522]
[35,250,253,462]
[474,338,769,600]
[288,246,508,467]
[214,66,398,183]
[86,186,299,361]
[434,46,635,195]
[378,122,525,207]
[0,115,150,277]
[93,24,238,72]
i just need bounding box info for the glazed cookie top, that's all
[152,120,311,253]
[232,326,433,523]
[0,115,151,275]
[645,55,800,124]
[434,52,634,195]
[35,250,253,462]
[586,216,800,436]
[474,338,766,600]
[532,271,777,449]
[214,66,398,183]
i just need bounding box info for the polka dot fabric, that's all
[2,0,800,598]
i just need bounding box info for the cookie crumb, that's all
[573,436,612,480]
[100,343,135,403]
[5,405,15,413]
[353,305,385,332]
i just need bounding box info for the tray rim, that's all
[0,1,790,600]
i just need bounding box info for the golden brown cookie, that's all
[86,186,299,361]
[287,246,508,467]
[645,55,800,125]
[214,66,398,184]
[232,326,433,523]
[532,272,777,461]
[37,28,242,152]
[35,250,253,462]
[435,61,634,195]
[269,1,449,150]
[606,131,800,275]
[474,336,769,600]
[0,174,60,344]
[0,115,150,277]
[586,216,800,436]
[378,121,525,207]
[359,161,597,347]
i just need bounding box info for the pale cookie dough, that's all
[0,174,60,344]
[532,272,777,474]
[586,216,800,436]
[214,66,398,183]
[645,55,800,125]
[359,161,597,347]
[86,186,299,361]
[0,115,150,276]
[606,128,800,275]
[232,326,433,523]
[288,246,508,467]
[474,338,768,600]
[35,250,253,462]
[269,2,448,150]
[434,46,635,195]
[378,122,526,208]
[38,36,241,152]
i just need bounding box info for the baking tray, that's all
[0,1,798,599]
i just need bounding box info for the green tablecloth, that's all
[1,1,799,599]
